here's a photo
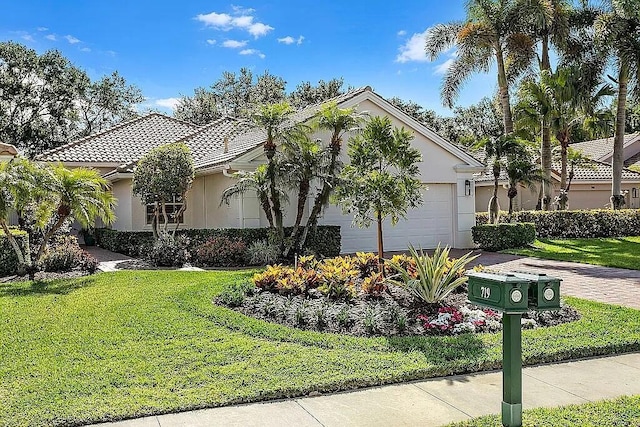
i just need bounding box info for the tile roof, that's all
[624,151,640,170]
[37,114,199,164]
[0,142,18,156]
[569,133,640,161]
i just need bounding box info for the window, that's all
[146,195,184,225]
[633,188,639,199]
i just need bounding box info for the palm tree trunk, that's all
[260,196,274,229]
[376,210,384,274]
[265,146,285,244]
[1,219,27,268]
[286,180,311,257]
[495,47,514,134]
[489,163,501,224]
[612,63,628,210]
[35,214,68,264]
[541,35,553,211]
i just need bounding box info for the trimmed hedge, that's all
[0,230,28,277]
[95,226,342,259]
[476,209,640,238]
[472,223,536,251]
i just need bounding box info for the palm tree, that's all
[251,102,309,242]
[514,0,572,209]
[299,102,367,250]
[425,0,534,134]
[505,155,543,217]
[480,135,528,223]
[555,148,596,209]
[594,1,640,209]
[517,66,614,208]
[220,164,286,230]
[35,164,116,262]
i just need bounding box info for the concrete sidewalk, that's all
[94,352,640,427]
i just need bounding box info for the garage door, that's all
[319,184,454,254]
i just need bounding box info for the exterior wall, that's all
[475,184,539,213]
[111,180,133,230]
[455,173,477,248]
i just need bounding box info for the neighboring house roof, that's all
[625,151,640,170]
[569,133,640,162]
[0,142,18,156]
[37,114,199,164]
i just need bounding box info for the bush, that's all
[246,240,280,265]
[95,225,341,261]
[0,229,28,277]
[147,235,191,267]
[39,235,98,273]
[472,223,536,251]
[217,281,254,307]
[195,237,246,267]
[476,209,640,238]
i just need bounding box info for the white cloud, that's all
[64,34,80,44]
[222,39,247,48]
[397,30,406,36]
[206,39,217,45]
[155,98,180,110]
[37,27,48,32]
[195,9,273,38]
[278,35,304,45]
[231,5,255,14]
[45,34,56,41]
[22,34,34,42]
[434,58,455,75]
[239,49,265,59]
[396,29,430,63]
[80,47,91,52]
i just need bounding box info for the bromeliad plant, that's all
[387,244,478,304]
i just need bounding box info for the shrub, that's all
[39,235,98,273]
[95,225,341,261]
[476,209,640,238]
[247,240,280,266]
[353,252,379,278]
[387,244,478,304]
[218,281,254,307]
[361,272,386,297]
[472,223,536,251]
[0,229,28,277]
[195,237,246,267]
[147,235,191,267]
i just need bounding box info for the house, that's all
[38,87,485,253]
[475,133,640,212]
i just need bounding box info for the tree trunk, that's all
[172,195,187,238]
[541,35,553,211]
[376,210,384,274]
[265,146,284,245]
[489,162,501,224]
[612,63,628,210]
[260,195,274,229]
[161,200,169,235]
[495,47,514,135]
[286,179,311,257]
[507,185,518,219]
[0,219,27,269]
[35,214,68,264]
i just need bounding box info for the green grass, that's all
[1,271,640,426]
[449,394,640,426]
[505,237,640,270]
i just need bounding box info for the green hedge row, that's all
[472,223,536,251]
[0,230,28,277]
[476,209,640,238]
[94,226,342,259]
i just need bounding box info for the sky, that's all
[1,1,498,116]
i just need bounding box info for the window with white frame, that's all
[146,195,184,225]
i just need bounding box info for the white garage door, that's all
[320,184,454,254]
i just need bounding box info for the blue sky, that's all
[2,1,497,116]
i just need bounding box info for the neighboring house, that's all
[474,133,640,212]
[0,142,18,162]
[38,87,485,252]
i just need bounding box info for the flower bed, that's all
[218,251,580,337]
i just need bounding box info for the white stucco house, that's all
[38,87,485,253]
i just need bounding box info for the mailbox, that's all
[510,271,562,311]
[467,271,530,313]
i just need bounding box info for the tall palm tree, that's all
[425,0,535,134]
[35,164,116,261]
[515,0,572,209]
[594,0,640,209]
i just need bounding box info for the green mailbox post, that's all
[467,271,562,427]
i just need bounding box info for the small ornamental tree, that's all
[334,116,423,267]
[132,143,194,239]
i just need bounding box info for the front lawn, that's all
[2,271,640,426]
[449,394,640,426]
[505,236,640,270]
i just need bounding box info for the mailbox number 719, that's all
[480,286,491,299]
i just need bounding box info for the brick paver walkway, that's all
[461,251,640,310]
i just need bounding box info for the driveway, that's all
[460,250,640,310]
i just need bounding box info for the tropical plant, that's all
[505,154,544,217]
[387,245,479,304]
[132,143,194,238]
[334,116,423,265]
[424,0,534,134]
[555,148,596,209]
[594,0,640,209]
